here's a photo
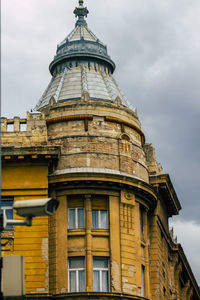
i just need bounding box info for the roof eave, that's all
[49,52,115,75]
[149,174,182,216]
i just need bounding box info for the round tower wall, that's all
[45,101,149,183]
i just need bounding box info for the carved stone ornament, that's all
[121,190,135,205]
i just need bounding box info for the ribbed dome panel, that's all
[35,67,131,110]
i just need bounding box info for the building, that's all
[1,1,200,299]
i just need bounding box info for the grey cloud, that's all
[170,219,200,284]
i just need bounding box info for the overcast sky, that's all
[1,0,200,284]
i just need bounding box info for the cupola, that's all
[35,0,130,111]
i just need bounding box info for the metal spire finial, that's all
[74,0,89,27]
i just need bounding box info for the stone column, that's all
[49,193,68,294]
[1,118,7,132]
[143,210,151,298]
[110,195,121,292]
[85,195,93,291]
[14,117,20,132]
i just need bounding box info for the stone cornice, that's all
[26,292,149,299]
[49,168,157,210]
[1,146,60,161]
[149,174,181,216]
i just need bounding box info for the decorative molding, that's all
[121,190,135,206]
[46,115,93,125]
[105,116,145,145]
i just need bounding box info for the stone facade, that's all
[1,1,200,299]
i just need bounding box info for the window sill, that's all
[92,229,109,236]
[68,229,86,236]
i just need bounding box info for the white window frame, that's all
[68,257,85,292]
[93,258,110,292]
[92,210,108,229]
[1,199,14,230]
[68,207,84,229]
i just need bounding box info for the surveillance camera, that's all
[14,198,59,218]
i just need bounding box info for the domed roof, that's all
[35,0,132,111]
[49,1,115,77]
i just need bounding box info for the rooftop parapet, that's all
[0,112,48,146]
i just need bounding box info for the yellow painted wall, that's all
[1,161,49,294]
[48,189,151,298]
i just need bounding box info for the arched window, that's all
[119,133,131,153]
[121,133,130,142]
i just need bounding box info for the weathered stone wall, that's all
[1,112,48,146]
[143,144,162,176]
[46,101,149,183]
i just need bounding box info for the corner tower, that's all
[36,0,148,183]
[31,1,199,300]
[38,1,155,297]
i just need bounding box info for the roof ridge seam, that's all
[111,76,132,109]
[86,26,100,42]
[67,26,78,42]
[54,68,67,101]
[81,66,89,95]
[34,76,55,110]
[101,70,116,101]
[80,26,84,39]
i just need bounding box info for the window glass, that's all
[93,257,109,292]
[79,270,85,292]
[5,209,13,220]
[1,199,14,230]
[93,270,100,292]
[102,270,109,292]
[69,257,85,269]
[141,265,145,297]
[68,257,85,292]
[140,206,144,240]
[68,208,84,229]
[93,258,108,268]
[69,208,75,229]
[92,211,98,228]
[78,208,84,228]
[69,271,76,292]
[100,211,108,229]
[92,210,108,229]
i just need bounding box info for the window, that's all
[140,206,144,240]
[92,197,108,229]
[7,123,14,132]
[92,210,108,229]
[1,199,14,230]
[93,257,109,292]
[68,257,85,292]
[141,265,145,297]
[20,123,27,131]
[68,208,84,229]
